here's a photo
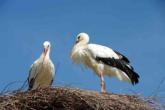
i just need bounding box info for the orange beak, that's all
[75,40,79,44]
[44,48,48,56]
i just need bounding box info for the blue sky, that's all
[0,0,165,97]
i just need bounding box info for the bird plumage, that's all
[95,57,139,85]
[28,41,55,90]
[70,33,139,92]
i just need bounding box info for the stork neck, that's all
[76,42,88,47]
[70,43,87,57]
[41,49,50,60]
[45,49,50,59]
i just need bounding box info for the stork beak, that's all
[75,40,79,44]
[44,48,48,56]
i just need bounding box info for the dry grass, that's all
[0,87,158,110]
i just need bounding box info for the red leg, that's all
[100,72,105,92]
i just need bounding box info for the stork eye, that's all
[77,36,80,40]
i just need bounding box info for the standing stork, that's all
[28,41,55,90]
[70,33,139,92]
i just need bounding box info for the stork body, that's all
[28,41,55,90]
[70,33,139,92]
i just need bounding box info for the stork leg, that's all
[100,72,106,92]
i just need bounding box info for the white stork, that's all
[70,33,139,92]
[28,41,55,90]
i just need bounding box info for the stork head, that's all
[75,33,89,45]
[43,41,51,56]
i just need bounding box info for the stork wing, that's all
[95,57,139,85]
[28,60,39,90]
[48,61,55,85]
[113,50,130,63]
[87,44,119,59]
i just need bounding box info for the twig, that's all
[0,79,28,96]
[0,81,22,96]
[149,76,165,97]
[55,62,60,75]
[119,88,138,95]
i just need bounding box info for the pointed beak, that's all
[75,40,79,44]
[44,48,48,56]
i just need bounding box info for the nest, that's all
[0,87,157,110]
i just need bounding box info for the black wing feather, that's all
[96,57,139,85]
[28,77,35,90]
[28,71,38,90]
[50,79,54,85]
[114,50,130,63]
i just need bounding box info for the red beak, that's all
[44,48,48,56]
[75,41,79,44]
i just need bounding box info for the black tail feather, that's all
[96,57,139,85]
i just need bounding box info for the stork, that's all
[28,41,55,90]
[70,33,139,92]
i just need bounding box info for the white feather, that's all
[70,33,131,84]
[28,41,55,90]
[87,44,119,59]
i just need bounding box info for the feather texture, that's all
[28,41,55,90]
[70,33,140,90]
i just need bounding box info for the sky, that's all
[0,0,165,98]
